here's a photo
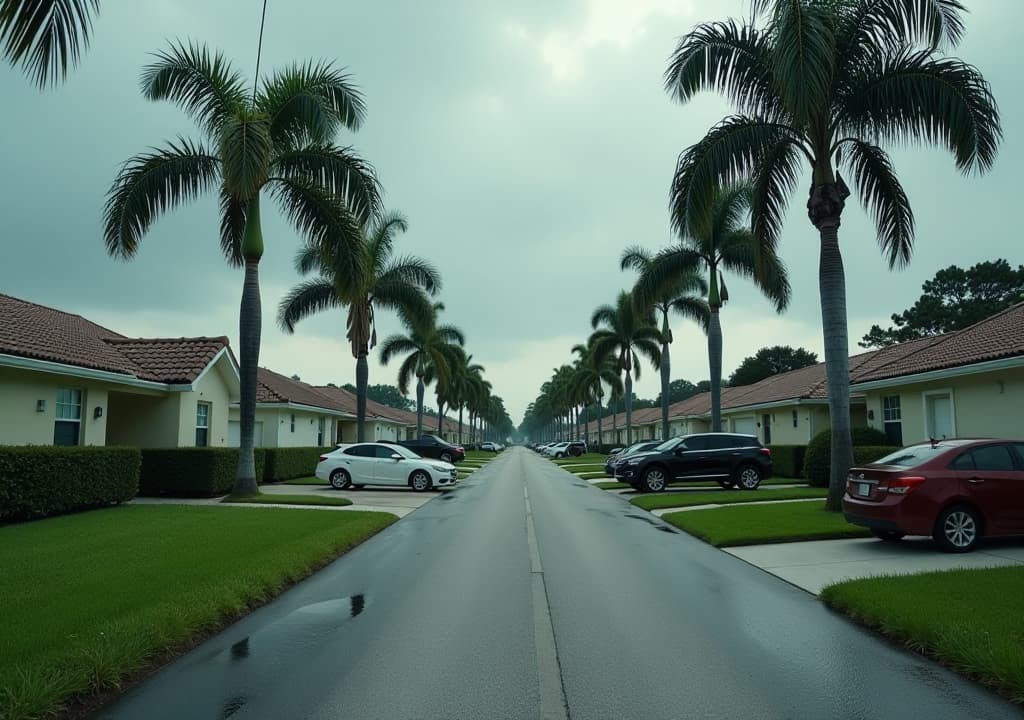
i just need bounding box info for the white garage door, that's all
[732,417,756,436]
[228,421,262,447]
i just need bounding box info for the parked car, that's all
[843,438,1024,553]
[566,440,587,457]
[615,433,773,492]
[480,441,504,452]
[394,435,465,463]
[605,440,663,476]
[316,443,458,491]
[543,442,572,458]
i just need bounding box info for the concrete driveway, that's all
[727,537,1024,594]
[259,482,444,517]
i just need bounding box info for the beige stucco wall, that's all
[0,367,123,446]
[863,368,1024,444]
[107,391,181,447]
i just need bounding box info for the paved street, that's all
[100,448,1020,719]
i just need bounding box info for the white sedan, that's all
[480,441,504,452]
[315,442,458,491]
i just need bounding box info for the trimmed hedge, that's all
[0,446,140,521]
[139,448,266,498]
[803,427,890,487]
[262,447,333,483]
[768,444,807,478]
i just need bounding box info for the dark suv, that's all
[566,441,587,457]
[615,433,773,492]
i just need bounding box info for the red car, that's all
[843,439,1024,553]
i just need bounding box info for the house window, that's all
[196,402,211,447]
[792,410,798,428]
[317,417,325,446]
[882,395,903,446]
[54,388,82,446]
[762,414,772,444]
[290,414,295,433]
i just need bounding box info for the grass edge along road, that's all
[631,487,826,510]
[223,493,353,507]
[822,566,1024,705]
[662,500,871,547]
[0,505,396,720]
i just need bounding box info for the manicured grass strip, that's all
[631,487,827,510]
[662,500,871,547]
[280,476,325,486]
[0,505,396,720]
[595,481,630,489]
[576,472,610,480]
[553,453,607,465]
[822,567,1024,704]
[223,494,353,507]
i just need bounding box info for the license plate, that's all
[857,482,871,497]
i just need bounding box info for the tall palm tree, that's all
[634,184,789,433]
[446,351,485,445]
[589,292,662,445]
[104,42,380,496]
[379,303,465,439]
[622,247,710,441]
[664,0,1000,508]
[2,0,99,87]
[570,342,623,451]
[466,370,492,445]
[278,211,440,442]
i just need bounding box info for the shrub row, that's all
[262,446,334,482]
[139,448,266,498]
[768,445,807,478]
[804,427,890,487]
[853,445,901,466]
[0,446,140,521]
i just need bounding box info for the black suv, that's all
[614,433,772,492]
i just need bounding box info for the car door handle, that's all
[967,477,985,484]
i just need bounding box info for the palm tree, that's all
[104,43,380,496]
[466,370,492,445]
[278,211,440,442]
[622,247,710,441]
[2,0,99,87]
[589,292,662,445]
[379,303,465,439]
[446,351,485,445]
[664,0,1000,509]
[570,342,623,451]
[634,184,789,433]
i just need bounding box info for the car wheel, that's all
[410,470,432,492]
[934,505,982,553]
[440,452,454,463]
[734,465,762,490]
[555,452,564,459]
[640,467,667,493]
[329,469,352,490]
[871,529,906,542]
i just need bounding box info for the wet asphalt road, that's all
[99,448,1020,719]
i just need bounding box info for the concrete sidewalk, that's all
[726,537,1024,594]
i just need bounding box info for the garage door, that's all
[228,421,262,447]
[732,417,756,436]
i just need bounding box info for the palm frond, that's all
[218,190,246,268]
[770,0,836,124]
[838,49,1001,173]
[670,296,711,332]
[367,210,410,273]
[218,113,272,200]
[749,136,803,258]
[841,139,914,268]
[436,324,466,346]
[395,352,420,394]
[259,60,367,144]
[277,278,339,332]
[1,0,99,87]
[632,248,703,312]
[372,283,433,329]
[272,143,381,224]
[376,256,442,295]
[664,19,780,117]
[103,138,219,259]
[590,304,618,330]
[378,334,418,365]
[619,245,652,273]
[632,338,662,373]
[141,41,247,135]
[838,0,965,61]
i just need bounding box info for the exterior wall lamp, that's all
[94,407,104,419]
[36,399,46,412]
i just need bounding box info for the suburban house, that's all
[0,293,239,448]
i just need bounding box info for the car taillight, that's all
[760,447,771,457]
[318,455,327,462]
[456,447,464,453]
[882,476,926,495]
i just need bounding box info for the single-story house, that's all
[0,293,239,447]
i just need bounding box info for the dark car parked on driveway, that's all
[843,438,1024,553]
[615,433,773,492]
[393,435,465,464]
[605,440,662,477]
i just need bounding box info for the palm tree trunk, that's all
[355,346,369,443]
[232,262,262,495]
[625,372,633,445]
[708,306,723,432]
[810,179,854,512]
[596,399,603,454]
[458,405,464,445]
[415,375,425,439]
[612,399,617,446]
[437,398,444,434]
[661,339,671,441]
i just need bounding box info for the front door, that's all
[762,414,771,444]
[926,393,954,440]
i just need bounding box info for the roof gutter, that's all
[850,355,1024,391]
[0,353,184,392]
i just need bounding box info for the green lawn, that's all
[553,453,607,465]
[281,476,326,486]
[0,505,395,720]
[464,451,497,462]
[822,567,1024,704]
[631,487,827,510]
[662,500,871,547]
[223,493,353,507]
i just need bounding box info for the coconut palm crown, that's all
[278,211,440,442]
[103,41,381,495]
[664,0,1000,508]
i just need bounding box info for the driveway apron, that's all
[99,448,1020,719]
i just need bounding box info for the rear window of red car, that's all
[870,444,952,467]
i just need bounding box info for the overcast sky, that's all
[1,0,1021,422]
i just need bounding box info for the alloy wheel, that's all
[644,469,666,493]
[411,471,431,492]
[943,510,977,549]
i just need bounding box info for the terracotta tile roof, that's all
[0,293,231,383]
[257,369,355,413]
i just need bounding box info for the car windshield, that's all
[389,445,419,459]
[870,444,951,467]
[652,438,682,453]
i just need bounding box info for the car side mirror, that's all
[391,454,403,461]
[674,448,685,456]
